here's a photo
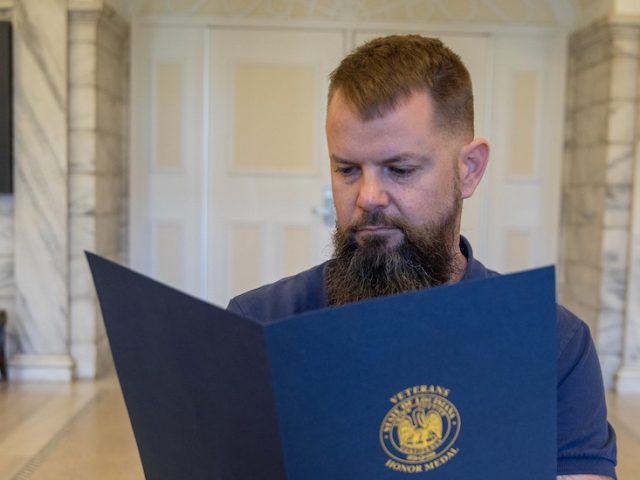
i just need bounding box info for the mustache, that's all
[346,210,410,232]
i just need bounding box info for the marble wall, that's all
[616,24,640,392]
[560,17,640,390]
[0,195,12,340]
[12,0,72,380]
[0,0,129,380]
[0,6,12,366]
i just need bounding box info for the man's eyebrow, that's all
[381,153,427,164]
[330,155,354,164]
[331,153,428,164]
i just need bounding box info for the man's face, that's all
[324,89,471,305]
[326,89,464,253]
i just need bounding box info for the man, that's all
[227,35,617,479]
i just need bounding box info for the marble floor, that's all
[0,373,638,479]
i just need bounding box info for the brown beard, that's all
[326,198,461,306]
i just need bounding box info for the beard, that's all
[326,196,462,306]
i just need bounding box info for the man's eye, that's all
[335,166,357,176]
[389,166,414,176]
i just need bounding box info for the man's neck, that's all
[448,238,468,284]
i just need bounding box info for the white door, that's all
[487,34,565,273]
[207,29,345,305]
[130,26,208,297]
[131,26,565,307]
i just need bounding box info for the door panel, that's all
[488,35,565,272]
[130,26,207,297]
[207,29,345,304]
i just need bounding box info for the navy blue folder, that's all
[87,253,557,480]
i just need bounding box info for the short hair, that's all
[328,35,474,138]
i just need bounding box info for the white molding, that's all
[8,354,75,382]
[135,15,569,36]
[68,0,105,13]
[68,0,130,31]
[104,0,135,20]
[615,366,640,393]
[139,0,567,24]
[547,0,577,29]
[615,0,640,16]
[608,13,640,25]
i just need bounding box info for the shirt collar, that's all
[460,235,492,281]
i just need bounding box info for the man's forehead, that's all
[328,87,435,122]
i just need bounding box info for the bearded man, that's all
[226,35,617,479]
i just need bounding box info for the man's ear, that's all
[459,138,489,199]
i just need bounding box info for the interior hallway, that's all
[0,373,638,479]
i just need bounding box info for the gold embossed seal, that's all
[380,385,461,473]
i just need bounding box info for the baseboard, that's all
[615,365,640,393]
[8,354,75,382]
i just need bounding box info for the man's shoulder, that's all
[555,303,594,363]
[226,262,329,323]
[466,254,589,356]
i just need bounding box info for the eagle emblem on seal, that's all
[380,385,461,471]
[397,409,443,450]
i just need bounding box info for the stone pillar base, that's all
[8,354,75,382]
[615,366,640,393]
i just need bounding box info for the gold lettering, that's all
[435,386,450,397]
[390,391,405,404]
[391,385,451,403]
[384,460,423,473]
[417,449,460,471]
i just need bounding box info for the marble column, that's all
[68,4,129,378]
[11,0,73,380]
[616,66,640,392]
[560,18,640,391]
[4,0,129,380]
[0,0,14,368]
[0,0,12,327]
[0,195,12,331]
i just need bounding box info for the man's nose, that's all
[356,172,389,211]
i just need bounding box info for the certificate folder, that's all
[87,253,557,480]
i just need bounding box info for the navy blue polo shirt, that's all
[228,237,617,478]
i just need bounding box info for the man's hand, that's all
[557,476,614,479]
